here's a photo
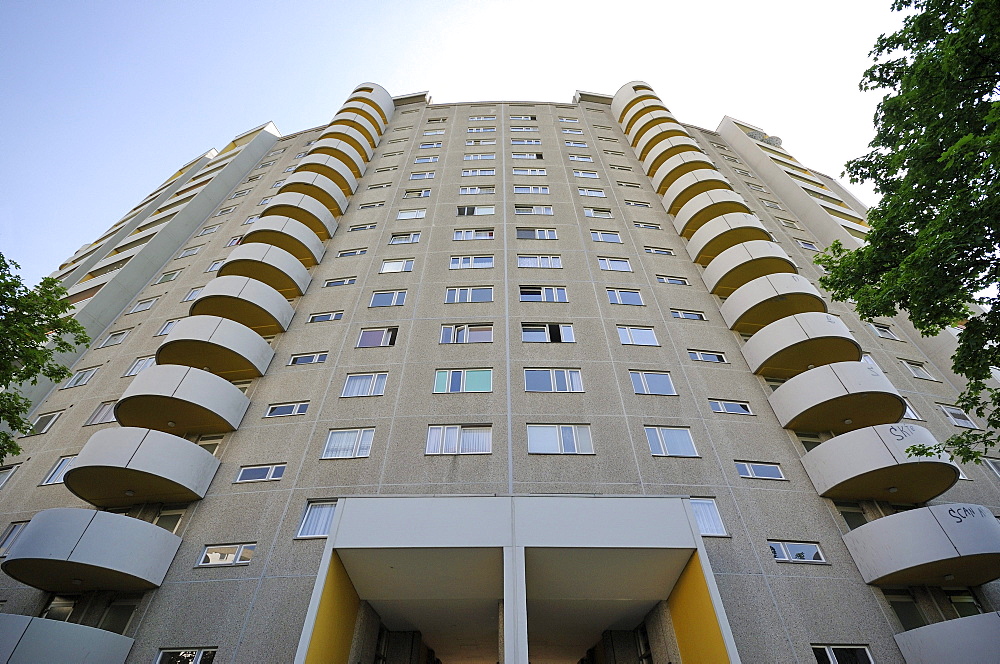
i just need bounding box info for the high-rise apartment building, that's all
[1,81,998,664]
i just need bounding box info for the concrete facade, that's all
[1,81,999,664]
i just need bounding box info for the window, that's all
[617,326,658,345]
[396,209,426,220]
[236,463,286,482]
[0,465,18,489]
[709,399,753,415]
[644,426,697,456]
[154,269,182,285]
[510,115,536,121]
[525,368,583,392]
[423,129,445,135]
[630,371,676,395]
[389,232,420,245]
[129,297,157,313]
[337,248,367,257]
[419,142,442,149]
[357,327,398,348]
[409,172,435,180]
[688,350,727,363]
[308,311,343,323]
[0,522,27,557]
[797,239,820,251]
[520,286,567,302]
[591,231,622,243]
[427,117,447,124]
[746,183,767,192]
[446,287,493,303]
[440,323,493,344]
[350,223,377,232]
[511,138,541,145]
[342,373,387,397]
[469,139,497,146]
[579,187,605,197]
[811,645,873,664]
[216,206,236,216]
[946,588,984,618]
[434,369,492,393]
[522,323,574,343]
[469,114,497,121]
[690,498,727,536]
[297,501,337,538]
[761,200,781,209]
[671,309,706,320]
[562,128,584,135]
[402,189,432,202]
[569,154,594,163]
[619,181,642,189]
[941,404,977,428]
[65,367,97,388]
[514,205,554,217]
[517,254,562,269]
[84,401,117,425]
[426,425,492,455]
[325,277,357,287]
[573,170,599,178]
[735,461,784,479]
[257,161,275,169]
[467,127,496,134]
[414,156,438,165]
[870,323,900,340]
[243,215,259,225]
[517,227,557,239]
[271,180,286,188]
[289,352,328,365]
[323,428,374,459]
[777,218,802,229]
[374,167,397,174]
[42,456,76,484]
[230,189,251,199]
[607,288,643,305]
[901,397,921,420]
[527,424,594,454]
[512,152,543,160]
[464,153,496,161]
[155,319,178,336]
[181,288,202,302]
[450,255,494,270]
[624,200,651,208]
[598,257,632,272]
[657,275,690,285]
[199,543,256,566]
[769,541,824,563]
[559,117,579,123]
[902,360,935,379]
[454,228,495,240]
[267,148,286,156]
[462,168,496,176]
[457,206,495,216]
[380,259,414,273]
[512,168,546,176]
[584,207,613,218]
[28,411,61,434]
[265,402,308,417]
[460,186,496,194]
[371,290,407,307]
[358,202,385,210]
[510,127,538,133]
[98,330,129,348]
[206,260,224,272]
[646,247,675,256]
[152,507,186,534]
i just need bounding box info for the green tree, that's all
[816,0,1000,463]
[0,253,89,461]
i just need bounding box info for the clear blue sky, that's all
[0,0,903,286]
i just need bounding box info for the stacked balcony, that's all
[612,79,1000,662]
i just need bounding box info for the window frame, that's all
[198,543,256,567]
[425,425,493,455]
[341,373,388,397]
[526,424,594,455]
[235,463,286,483]
[322,428,375,459]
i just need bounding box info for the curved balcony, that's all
[260,192,337,239]
[742,311,861,378]
[317,124,374,161]
[347,83,394,124]
[842,503,1000,586]
[328,113,379,149]
[116,364,250,433]
[801,424,959,503]
[894,612,1000,664]
[651,151,717,196]
[663,170,733,216]
[242,216,325,267]
[673,190,752,238]
[615,91,660,123]
[703,240,795,295]
[0,615,133,663]
[623,100,670,137]
[277,171,349,217]
[721,274,827,333]
[217,243,311,296]
[768,361,905,434]
[294,153,359,198]
[157,314,275,378]
[307,138,367,178]
[336,102,386,134]
[1,508,181,592]
[631,114,683,151]
[189,275,294,334]
[64,427,221,508]
[643,135,701,179]
[686,213,771,265]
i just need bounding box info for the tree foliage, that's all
[816,0,1000,462]
[0,253,89,461]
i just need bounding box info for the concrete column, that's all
[503,546,528,663]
